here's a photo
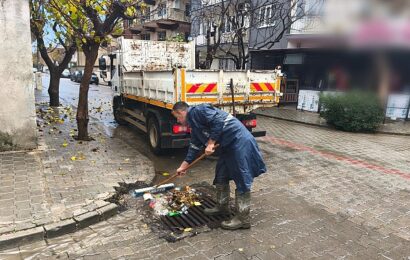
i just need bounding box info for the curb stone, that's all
[0,227,44,250]
[74,211,101,229]
[44,219,77,239]
[255,112,410,136]
[0,202,119,250]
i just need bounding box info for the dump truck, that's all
[100,37,283,154]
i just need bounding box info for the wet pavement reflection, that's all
[38,75,192,175]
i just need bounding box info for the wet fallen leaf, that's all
[162,172,169,176]
[70,156,77,161]
[270,245,276,250]
[238,248,244,252]
[77,152,86,160]
[193,201,201,206]
[183,228,192,232]
[124,158,130,162]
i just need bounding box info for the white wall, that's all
[0,0,37,149]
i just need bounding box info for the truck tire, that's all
[113,96,128,125]
[147,116,163,155]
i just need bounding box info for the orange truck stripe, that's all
[252,83,263,92]
[203,83,217,93]
[181,69,186,101]
[187,83,201,93]
[186,97,218,102]
[251,83,276,92]
[187,83,217,93]
[264,83,274,91]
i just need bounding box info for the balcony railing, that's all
[152,7,190,23]
[290,16,324,34]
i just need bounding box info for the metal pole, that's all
[405,95,410,121]
[229,78,236,117]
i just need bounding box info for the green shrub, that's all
[320,91,384,132]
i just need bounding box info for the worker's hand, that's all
[205,143,216,156]
[176,161,189,176]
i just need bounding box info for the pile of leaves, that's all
[168,186,201,212]
[148,186,202,217]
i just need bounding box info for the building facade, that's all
[250,0,410,103]
[123,0,191,41]
[191,0,250,69]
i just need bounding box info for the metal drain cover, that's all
[160,196,233,232]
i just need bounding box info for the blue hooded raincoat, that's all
[184,104,266,193]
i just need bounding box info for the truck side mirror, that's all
[99,57,107,71]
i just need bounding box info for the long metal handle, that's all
[154,152,207,187]
[154,144,219,187]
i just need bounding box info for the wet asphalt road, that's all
[39,75,193,179]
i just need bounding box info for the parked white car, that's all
[62,69,71,78]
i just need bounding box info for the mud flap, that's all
[251,130,266,138]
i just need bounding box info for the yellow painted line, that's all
[186,97,218,103]
[181,69,186,102]
[174,70,178,103]
[249,96,274,101]
[123,94,173,110]
[222,97,245,101]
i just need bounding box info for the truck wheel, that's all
[147,117,163,155]
[113,97,127,125]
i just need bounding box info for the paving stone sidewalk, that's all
[254,106,410,136]
[0,94,154,246]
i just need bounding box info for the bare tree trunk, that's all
[205,30,213,69]
[48,69,62,107]
[76,44,99,140]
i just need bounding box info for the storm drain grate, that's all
[160,196,233,232]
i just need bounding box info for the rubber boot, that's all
[204,184,230,216]
[221,191,251,230]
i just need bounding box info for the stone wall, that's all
[0,0,37,150]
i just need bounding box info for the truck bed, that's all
[120,68,282,114]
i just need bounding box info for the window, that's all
[266,7,271,23]
[142,7,150,21]
[305,0,322,16]
[185,4,191,17]
[225,17,231,32]
[158,3,167,17]
[141,34,150,40]
[259,4,276,27]
[173,0,181,9]
[202,22,207,34]
[158,31,166,41]
[260,7,266,23]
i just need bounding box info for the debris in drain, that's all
[139,186,201,217]
[133,183,175,197]
[143,193,153,201]
[133,183,234,242]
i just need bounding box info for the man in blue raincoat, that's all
[172,102,266,230]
